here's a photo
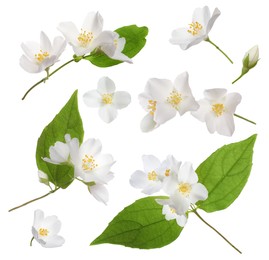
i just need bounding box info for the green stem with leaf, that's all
[192,208,242,254]
[205,38,233,64]
[8,187,60,212]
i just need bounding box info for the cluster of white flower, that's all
[42,134,115,204]
[139,72,242,136]
[130,155,208,227]
[20,12,131,74]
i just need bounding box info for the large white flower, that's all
[83,77,131,123]
[58,12,116,56]
[170,6,220,50]
[31,209,64,248]
[142,72,199,125]
[191,89,242,136]
[20,31,66,73]
[161,162,208,215]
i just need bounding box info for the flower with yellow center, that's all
[188,21,203,36]
[77,29,94,47]
[32,209,65,248]
[192,88,242,136]
[83,77,131,123]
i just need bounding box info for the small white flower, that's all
[130,155,167,194]
[161,162,208,215]
[140,72,199,126]
[191,89,242,136]
[243,45,259,69]
[32,209,65,248]
[170,6,220,50]
[58,12,115,56]
[83,77,131,123]
[20,31,66,73]
[38,170,49,186]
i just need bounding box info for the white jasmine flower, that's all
[161,162,208,215]
[20,31,66,73]
[58,12,115,56]
[243,45,259,69]
[142,72,199,125]
[130,155,167,194]
[191,89,242,136]
[31,209,65,248]
[83,76,131,123]
[38,170,49,186]
[170,6,220,50]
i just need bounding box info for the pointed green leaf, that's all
[196,135,257,212]
[85,25,148,67]
[36,90,84,189]
[91,196,183,249]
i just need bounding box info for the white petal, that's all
[57,22,80,45]
[176,215,187,227]
[154,102,177,124]
[174,72,190,93]
[205,111,217,133]
[155,198,170,206]
[82,12,103,36]
[140,113,158,132]
[97,31,117,56]
[19,55,40,73]
[52,36,66,58]
[116,36,125,52]
[66,136,80,166]
[165,155,182,174]
[113,91,131,109]
[204,88,227,101]
[191,99,211,122]
[190,183,208,204]
[72,45,92,56]
[49,142,70,163]
[33,209,44,228]
[179,96,200,115]
[83,90,102,107]
[97,76,116,94]
[178,162,198,184]
[145,78,173,101]
[224,93,242,114]
[162,205,177,221]
[40,31,52,53]
[130,170,148,189]
[171,193,190,215]
[142,155,161,173]
[89,184,109,204]
[21,41,40,59]
[43,236,65,248]
[98,105,118,123]
[206,8,221,34]
[216,113,235,136]
[162,175,178,195]
[112,51,132,63]
[142,181,163,195]
[43,219,61,236]
[95,153,114,166]
[80,138,102,157]
[192,6,210,28]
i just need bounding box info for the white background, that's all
[1,0,268,259]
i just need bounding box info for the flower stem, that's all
[21,59,75,100]
[232,74,245,84]
[30,237,34,246]
[193,209,242,254]
[8,187,60,212]
[234,113,256,125]
[205,38,233,64]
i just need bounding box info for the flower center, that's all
[148,170,158,181]
[148,100,157,115]
[82,155,98,171]
[78,29,93,47]
[178,183,192,197]
[165,169,170,177]
[102,93,113,104]
[38,228,49,236]
[35,50,49,63]
[167,90,182,108]
[187,21,203,36]
[170,207,176,214]
[212,103,225,117]
[114,39,118,47]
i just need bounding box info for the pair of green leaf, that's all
[91,134,257,249]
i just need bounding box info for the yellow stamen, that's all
[170,207,176,214]
[187,21,203,36]
[148,100,157,116]
[102,93,113,104]
[165,169,170,177]
[178,183,192,197]
[82,155,98,171]
[148,171,158,181]
[78,29,93,47]
[38,228,49,236]
[212,103,225,117]
[34,50,49,63]
[167,90,182,108]
[114,39,118,47]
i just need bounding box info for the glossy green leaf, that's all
[85,25,148,67]
[91,196,183,249]
[36,90,84,189]
[196,134,257,212]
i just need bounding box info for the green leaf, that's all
[36,90,84,189]
[85,25,148,67]
[196,134,257,212]
[91,196,183,249]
